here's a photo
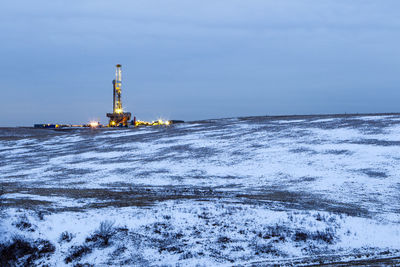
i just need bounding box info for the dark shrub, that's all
[37,211,45,221]
[65,245,92,264]
[85,220,115,247]
[293,228,336,244]
[294,232,308,242]
[254,244,279,256]
[261,225,288,241]
[14,216,34,232]
[179,251,193,260]
[59,231,74,243]
[312,228,335,244]
[0,238,55,266]
[315,213,323,221]
[0,238,35,266]
[218,236,231,243]
[98,220,115,236]
[37,240,56,254]
[73,263,94,267]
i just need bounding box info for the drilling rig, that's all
[106,64,132,127]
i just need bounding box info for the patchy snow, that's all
[97,128,154,138]
[308,118,338,123]
[1,114,400,265]
[358,115,394,121]
[276,119,305,124]
[2,201,400,266]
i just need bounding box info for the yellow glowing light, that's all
[89,121,99,128]
[115,108,123,114]
[133,118,171,127]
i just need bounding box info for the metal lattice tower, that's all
[107,64,131,126]
[113,64,123,114]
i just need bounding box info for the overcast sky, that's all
[1,0,399,126]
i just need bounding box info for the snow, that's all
[276,119,305,124]
[1,114,400,265]
[2,201,400,265]
[97,128,154,138]
[308,118,338,123]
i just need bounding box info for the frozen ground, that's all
[1,113,400,266]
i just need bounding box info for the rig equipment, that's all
[106,64,131,127]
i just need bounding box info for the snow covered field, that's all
[1,114,400,266]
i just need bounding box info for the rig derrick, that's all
[106,64,131,127]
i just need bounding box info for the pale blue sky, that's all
[1,0,399,126]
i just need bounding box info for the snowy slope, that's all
[1,114,400,265]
